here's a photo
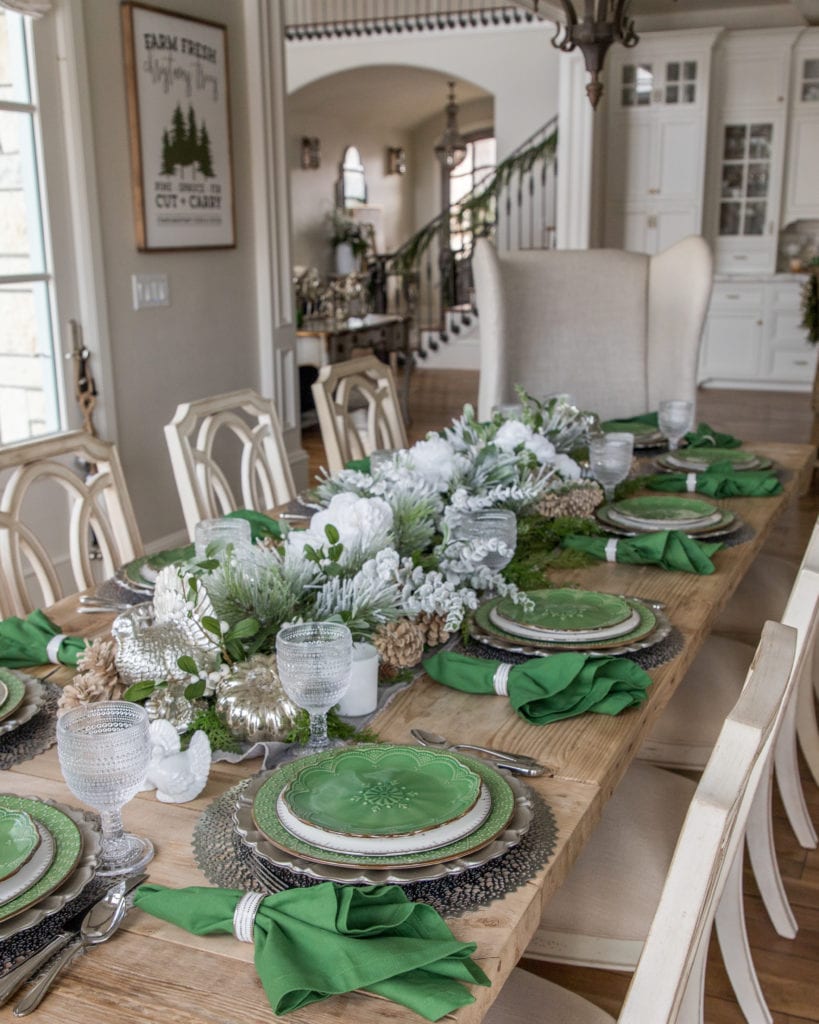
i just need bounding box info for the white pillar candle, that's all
[337,642,380,716]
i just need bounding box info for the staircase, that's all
[371,114,558,368]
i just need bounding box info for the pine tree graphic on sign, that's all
[160,104,215,180]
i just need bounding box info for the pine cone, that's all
[58,670,124,716]
[59,638,125,716]
[372,618,425,672]
[537,482,604,521]
[415,611,450,648]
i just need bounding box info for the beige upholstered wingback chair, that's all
[472,236,714,421]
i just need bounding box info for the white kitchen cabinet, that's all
[602,30,719,254]
[706,30,797,275]
[783,29,819,224]
[698,276,815,390]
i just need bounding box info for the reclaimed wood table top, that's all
[2,440,813,1024]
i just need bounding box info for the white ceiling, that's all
[286,67,491,131]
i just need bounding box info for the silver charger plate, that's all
[234,769,534,885]
[0,678,46,739]
[595,506,744,542]
[0,802,100,940]
[470,599,672,660]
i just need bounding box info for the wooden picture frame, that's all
[121,2,235,250]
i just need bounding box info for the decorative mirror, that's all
[338,145,367,205]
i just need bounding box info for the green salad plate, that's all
[281,745,482,838]
[612,495,721,525]
[0,796,82,925]
[251,748,516,869]
[0,808,40,882]
[117,543,195,591]
[490,588,635,641]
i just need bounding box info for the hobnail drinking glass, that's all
[658,399,695,451]
[589,432,634,503]
[57,701,154,877]
[457,509,518,571]
[275,622,353,752]
[194,517,253,561]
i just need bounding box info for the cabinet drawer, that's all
[710,285,765,311]
[715,249,774,274]
[768,347,818,381]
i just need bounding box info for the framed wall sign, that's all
[121,2,235,250]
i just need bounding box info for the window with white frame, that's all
[0,7,62,445]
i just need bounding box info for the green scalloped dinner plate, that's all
[252,749,515,868]
[282,745,482,838]
[0,671,26,725]
[493,589,633,634]
[0,796,82,925]
[0,808,40,882]
[474,595,657,653]
[612,496,720,523]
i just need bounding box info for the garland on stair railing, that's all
[390,122,558,276]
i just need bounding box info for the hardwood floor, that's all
[302,368,819,1023]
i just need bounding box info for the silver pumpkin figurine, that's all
[215,654,299,744]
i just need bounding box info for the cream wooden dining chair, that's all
[634,520,819,947]
[521,621,797,1024]
[311,355,408,476]
[471,235,713,422]
[164,389,296,539]
[0,431,143,617]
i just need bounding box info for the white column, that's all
[243,0,309,488]
[556,51,594,251]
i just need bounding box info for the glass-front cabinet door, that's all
[718,122,773,238]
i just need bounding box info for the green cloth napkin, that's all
[225,508,282,542]
[0,609,86,669]
[562,530,722,574]
[134,882,489,1021]
[345,457,371,473]
[423,650,652,724]
[644,466,782,498]
[601,412,741,449]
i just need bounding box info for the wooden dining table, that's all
[2,440,814,1024]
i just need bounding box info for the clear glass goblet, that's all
[57,701,154,877]
[457,509,518,571]
[589,432,634,503]
[658,399,694,451]
[275,622,353,752]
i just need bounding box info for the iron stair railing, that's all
[369,114,557,358]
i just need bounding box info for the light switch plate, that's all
[132,274,170,310]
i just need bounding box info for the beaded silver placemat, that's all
[192,776,557,919]
[0,683,61,771]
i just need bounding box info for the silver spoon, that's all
[14,874,146,1016]
[410,728,550,776]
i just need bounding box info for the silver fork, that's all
[250,860,290,894]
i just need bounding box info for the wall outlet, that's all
[132,274,170,310]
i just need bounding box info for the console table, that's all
[296,314,412,423]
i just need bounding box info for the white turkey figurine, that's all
[142,719,211,803]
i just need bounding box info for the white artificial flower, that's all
[525,434,557,464]
[494,419,533,452]
[407,435,462,492]
[552,453,582,481]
